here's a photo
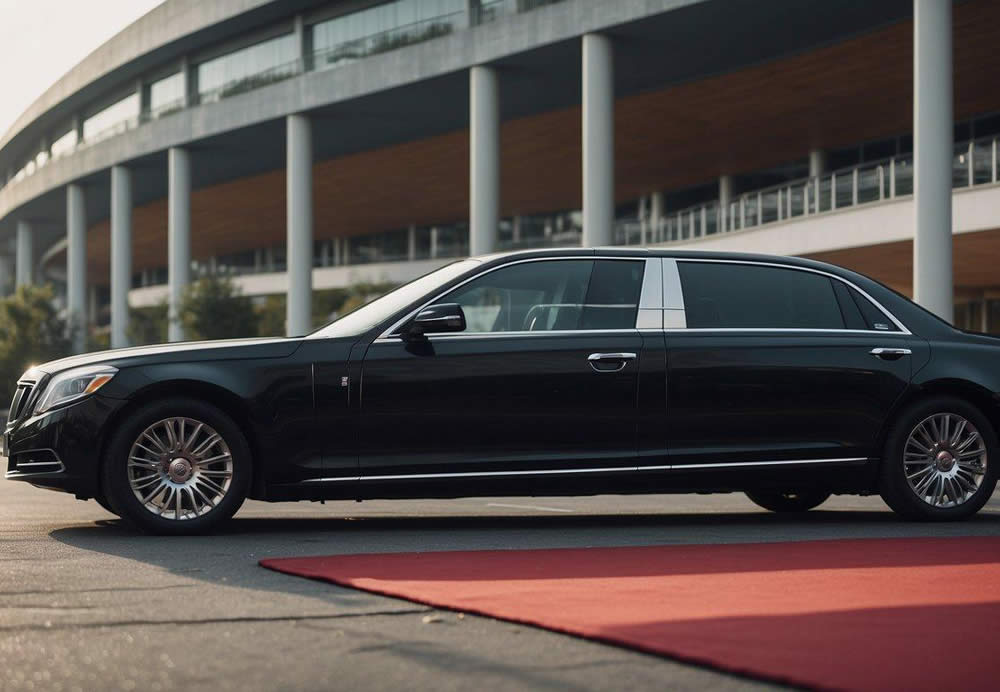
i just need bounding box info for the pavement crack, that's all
[0,607,432,634]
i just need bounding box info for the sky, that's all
[0,0,165,138]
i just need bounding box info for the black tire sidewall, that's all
[102,397,251,534]
[880,396,999,521]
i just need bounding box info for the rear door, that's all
[661,260,914,467]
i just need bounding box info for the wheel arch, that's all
[876,378,1000,465]
[97,379,264,499]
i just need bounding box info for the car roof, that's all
[473,247,847,277]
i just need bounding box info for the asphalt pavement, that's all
[2,478,998,692]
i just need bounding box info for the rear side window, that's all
[849,287,898,331]
[581,260,644,329]
[678,262,845,329]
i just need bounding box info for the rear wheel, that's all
[745,489,831,513]
[102,398,251,535]
[880,396,998,521]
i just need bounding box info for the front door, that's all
[358,257,647,478]
[663,260,914,466]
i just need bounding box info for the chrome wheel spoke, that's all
[128,417,233,521]
[903,412,986,508]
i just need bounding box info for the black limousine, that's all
[5,249,997,533]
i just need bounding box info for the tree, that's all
[0,285,71,407]
[128,303,169,346]
[180,275,259,341]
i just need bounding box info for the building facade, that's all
[0,0,997,350]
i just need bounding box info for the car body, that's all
[5,248,998,533]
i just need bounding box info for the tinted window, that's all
[581,260,644,329]
[833,281,867,330]
[849,286,899,331]
[678,262,845,329]
[443,260,594,332]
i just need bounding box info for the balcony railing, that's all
[615,135,1000,246]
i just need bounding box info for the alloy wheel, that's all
[127,417,234,520]
[903,413,987,508]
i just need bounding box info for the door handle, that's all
[870,347,912,361]
[588,352,637,372]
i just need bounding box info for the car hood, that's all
[28,337,303,377]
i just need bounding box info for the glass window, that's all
[311,0,465,70]
[150,72,185,114]
[441,260,593,333]
[50,128,78,158]
[581,260,644,329]
[82,93,140,142]
[847,286,899,332]
[678,262,845,329]
[197,33,298,102]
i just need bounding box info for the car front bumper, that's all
[4,394,127,498]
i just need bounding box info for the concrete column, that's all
[168,147,191,342]
[15,221,32,288]
[808,149,827,178]
[66,184,87,353]
[286,114,313,337]
[430,227,439,259]
[718,175,733,231]
[650,191,664,241]
[407,225,417,261]
[582,33,614,247]
[913,0,953,321]
[469,65,499,256]
[110,165,132,348]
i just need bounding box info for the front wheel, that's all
[745,489,831,513]
[880,396,998,521]
[102,398,251,535]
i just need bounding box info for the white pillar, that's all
[650,191,664,241]
[110,165,132,348]
[718,175,733,231]
[15,221,32,287]
[808,149,827,178]
[470,65,499,256]
[168,147,191,342]
[66,184,87,353]
[913,0,953,321]
[286,114,313,337]
[407,225,417,261]
[582,33,614,247]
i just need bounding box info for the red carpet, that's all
[261,537,1000,691]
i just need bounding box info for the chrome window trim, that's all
[297,456,869,484]
[667,257,912,335]
[377,255,648,341]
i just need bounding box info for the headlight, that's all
[34,365,118,415]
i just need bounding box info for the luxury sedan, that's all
[4,249,997,534]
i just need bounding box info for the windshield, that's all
[309,259,481,339]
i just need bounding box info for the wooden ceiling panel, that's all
[77,0,1000,284]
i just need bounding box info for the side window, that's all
[849,287,899,331]
[441,260,594,332]
[581,260,645,329]
[677,262,845,329]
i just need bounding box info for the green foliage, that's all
[180,276,259,341]
[0,285,71,407]
[128,303,169,346]
[256,295,286,338]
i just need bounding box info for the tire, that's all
[745,489,831,513]
[101,397,251,535]
[94,495,118,516]
[879,396,999,521]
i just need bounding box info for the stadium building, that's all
[0,0,997,351]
